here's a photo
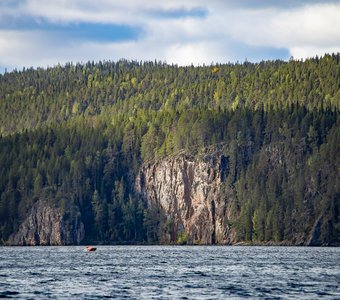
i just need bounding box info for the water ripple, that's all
[0,246,339,299]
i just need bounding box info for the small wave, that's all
[33,290,52,296]
[184,284,204,289]
[0,290,20,298]
[218,285,252,297]
[193,271,208,277]
[39,279,57,284]
[317,291,332,296]
[28,272,41,276]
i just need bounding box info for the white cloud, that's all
[18,0,208,24]
[223,3,340,57]
[0,31,44,66]
[290,46,340,60]
[0,1,339,70]
[164,42,227,66]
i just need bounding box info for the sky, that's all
[0,0,340,72]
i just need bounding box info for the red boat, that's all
[85,246,97,252]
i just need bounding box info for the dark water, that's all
[0,246,339,299]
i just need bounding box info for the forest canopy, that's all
[0,54,339,245]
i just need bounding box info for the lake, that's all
[0,246,339,299]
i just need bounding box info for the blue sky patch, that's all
[1,18,141,42]
[60,22,141,42]
[1,0,23,8]
[226,40,291,63]
[150,7,208,19]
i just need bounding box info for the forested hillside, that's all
[0,54,339,245]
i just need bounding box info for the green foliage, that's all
[0,54,339,245]
[177,231,188,245]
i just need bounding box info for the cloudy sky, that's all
[1,0,340,72]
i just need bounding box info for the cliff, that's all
[6,148,335,246]
[136,151,237,245]
[1,57,339,246]
[8,200,85,246]
[136,145,337,246]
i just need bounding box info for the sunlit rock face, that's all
[136,152,236,245]
[8,201,85,246]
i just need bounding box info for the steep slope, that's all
[136,152,236,244]
[8,200,84,246]
[136,125,340,246]
[0,55,339,245]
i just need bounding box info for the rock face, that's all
[9,201,85,246]
[136,152,236,244]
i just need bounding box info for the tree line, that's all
[0,54,339,245]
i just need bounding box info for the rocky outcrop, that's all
[136,151,236,244]
[8,201,85,246]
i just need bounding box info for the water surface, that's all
[0,246,339,299]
